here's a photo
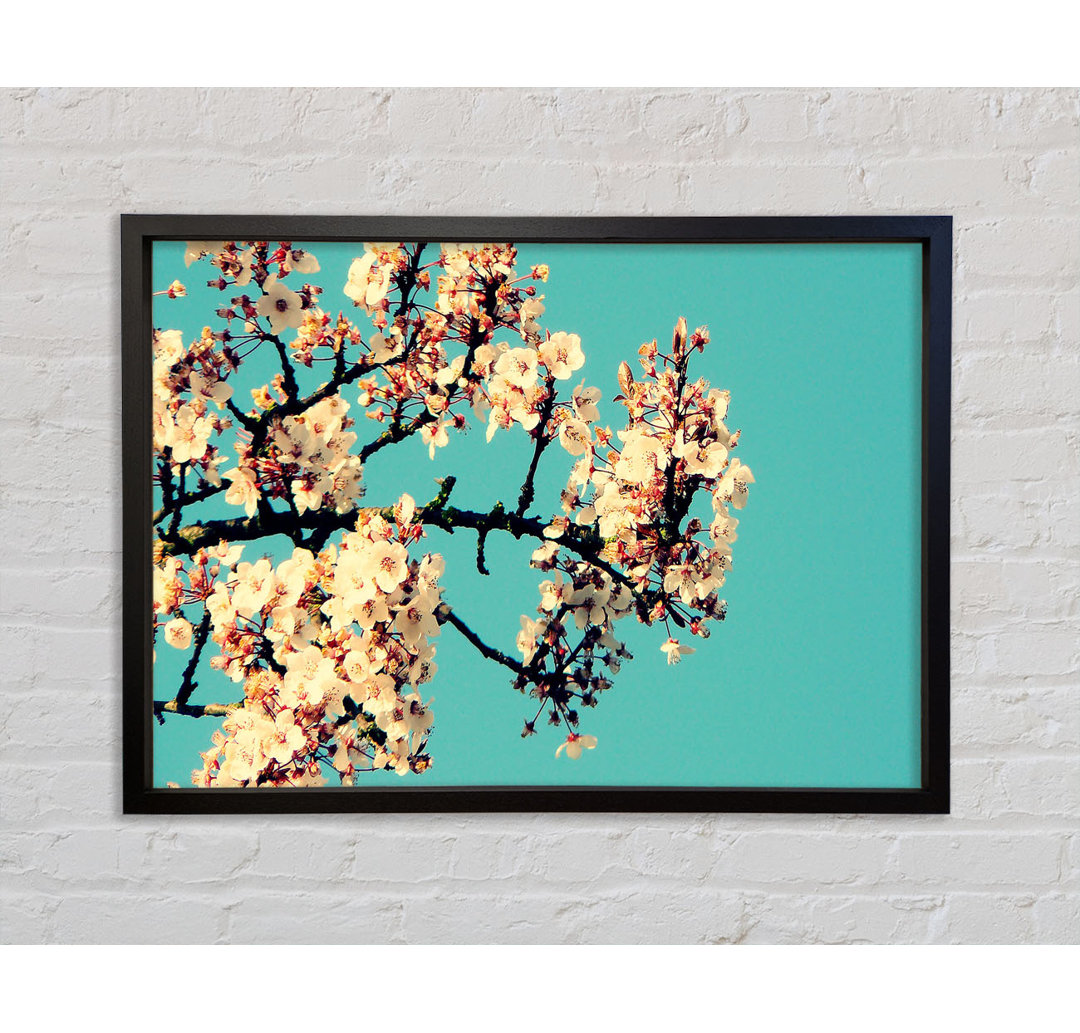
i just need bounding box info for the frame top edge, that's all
[120,213,953,242]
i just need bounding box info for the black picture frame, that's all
[122,215,951,814]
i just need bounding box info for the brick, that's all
[995,756,1080,818]
[956,492,1059,552]
[891,834,1064,886]
[865,157,1019,211]
[526,829,629,884]
[955,352,1080,422]
[245,827,353,883]
[567,888,752,944]
[915,88,1080,152]
[1032,894,1080,943]
[448,831,536,882]
[940,893,1037,943]
[0,693,115,759]
[227,892,404,944]
[1,762,117,828]
[3,626,117,684]
[1026,148,1080,206]
[954,685,1080,751]
[742,893,944,944]
[344,825,457,884]
[813,89,911,149]
[0,894,60,943]
[991,629,1079,678]
[953,558,1078,627]
[951,757,1080,820]
[50,893,230,944]
[639,92,750,154]
[958,291,1058,345]
[115,827,260,886]
[957,218,1079,286]
[738,91,817,144]
[6,568,116,623]
[686,162,863,212]
[715,832,893,886]
[953,428,1077,487]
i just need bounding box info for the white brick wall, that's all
[1,87,1077,944]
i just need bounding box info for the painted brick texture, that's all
[1,87,1077,944]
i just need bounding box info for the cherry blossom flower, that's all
[398,693,435,746]
[558,418,592,457]
[716,457,755,509]
[416,554,445,606]
[232,558,276,617]
[280,248,320,276]
[571,383,602,422]
[361,539,409,593]
[494,347,540,390]
[344,244,400,314]
[282,645,340,709]
[267,712,307,766]
[256,275,305,335]
[152,279,187,299]
[660,637,696,664]
[167,405,213,466]
[673,428,728,478]
[395,600,441,649]
[555,733,598,759]
[614,428,669,483]
[154,328,186,365]
[539,331,584,380]
[517,614,547,663]
[223,465,259,517]
[189,370,233,410]
[164,617,193,649]
[422,419,450,459]
[184,241,225,266]
[662,563,700,606]
[531,542,560,569]
[519,295,546,340]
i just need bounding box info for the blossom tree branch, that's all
[515,381,557,517]
[150,240,752,785]
[154,699,241,720]
[436,602,524,674]
[158,489,655,618]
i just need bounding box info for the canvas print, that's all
[147,235,925,793]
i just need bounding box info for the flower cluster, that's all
[223,393,364,518]
[152,327,235,486]
[160,497,441,786]
[513,542,636,749]
[550,317,754,663]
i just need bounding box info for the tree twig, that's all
[515,383,556,517]
[174,606,212,709]
[436,602,524,674]
[154,699,241,722]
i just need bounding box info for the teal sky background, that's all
[152,240,922,789]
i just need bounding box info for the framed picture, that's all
[122,215,950,814]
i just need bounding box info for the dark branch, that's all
[515,382,557,517]
[153,482,227,525]
[159,486,653,616]
[226,397,260,432]
[168,463,187,538]
[154,699,241,722]
[270,332,300,402]
[175,607,213,709]
[436,602,524,674]
[475,526,490,575]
